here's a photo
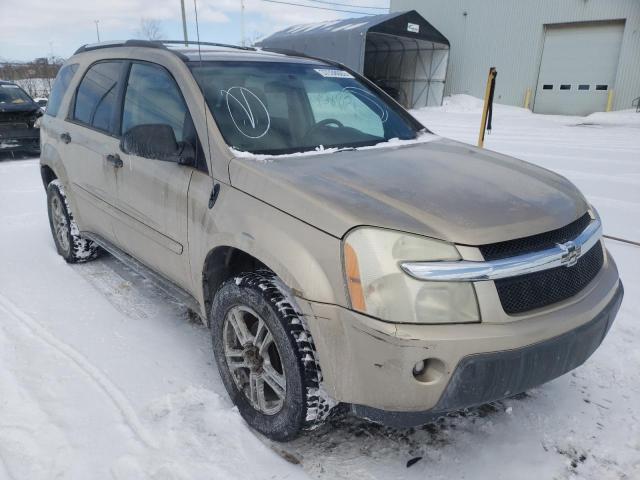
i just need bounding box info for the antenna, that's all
[241,0,246,47]
[192,0,213,178]
[193,0,203,65]
[180,0,189,46]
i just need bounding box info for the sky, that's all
[0,0,390,62]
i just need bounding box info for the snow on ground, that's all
[0,101,639,479]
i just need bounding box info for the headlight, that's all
[343,227,479,324]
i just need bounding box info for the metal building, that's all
[391,0,640,115]
[258,11,450,109]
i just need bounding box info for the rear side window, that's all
[73,61,122,133]
[45,63,78,117]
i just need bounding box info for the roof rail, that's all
[160,40,256,51]
[73,39,255,59]
[73,39,170,55]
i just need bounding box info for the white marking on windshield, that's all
[221,86,271,139]
[343,87,389,122]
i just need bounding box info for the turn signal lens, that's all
[344,242,366,311]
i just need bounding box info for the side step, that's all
[83,232,204,321]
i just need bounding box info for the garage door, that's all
[534,21,624,116]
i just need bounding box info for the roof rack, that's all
[73,39,168,55]
[73,39,256,57]
[160,40,256,51]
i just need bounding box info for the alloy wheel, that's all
[50,195,70,254]
[223,305,287,415]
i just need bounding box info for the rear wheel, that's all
[210,271,334,441]
[46,180,100,263]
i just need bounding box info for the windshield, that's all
[0,84,34,105]
[189,61,420,155]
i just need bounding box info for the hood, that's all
[229,138,589,245]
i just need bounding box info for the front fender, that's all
[187,172,347,312]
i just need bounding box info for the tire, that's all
[46,180,100,263]
[210,271,334,441]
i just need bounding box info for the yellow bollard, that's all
[478,67,497,148]
[606,89,614,112]
[524,88,532,110]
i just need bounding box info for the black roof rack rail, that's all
[73,39,255,60]
[73,39,171,55]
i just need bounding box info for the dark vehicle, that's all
[0,80,42,155]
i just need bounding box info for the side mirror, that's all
[120,124,195,166]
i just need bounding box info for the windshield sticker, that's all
[314,69,354,79]
[221,86,271,139]
[343,87,389,122]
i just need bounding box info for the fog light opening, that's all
[412,358,445,384]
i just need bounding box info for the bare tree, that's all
[137,18,164,41]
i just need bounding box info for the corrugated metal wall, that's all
[391,0,640,111]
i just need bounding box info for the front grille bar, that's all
[401,215,602,282]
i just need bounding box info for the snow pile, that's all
[569,109,640,127]
[420,93,533,116]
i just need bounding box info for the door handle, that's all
[60,132,71,144]
[106,154,123,168]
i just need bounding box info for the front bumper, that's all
[0,127,40,152]
[297,247,622,426]
[353,281,623,427]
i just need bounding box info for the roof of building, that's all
[260,10,449,47]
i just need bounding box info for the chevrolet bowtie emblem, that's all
[558,240,581,267]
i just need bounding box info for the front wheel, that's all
[210,271,334,441]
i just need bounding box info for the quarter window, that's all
[73,61,122,133]
[45,64,78,117]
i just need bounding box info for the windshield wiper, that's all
[335,147,357,153]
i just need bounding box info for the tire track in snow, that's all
[0,293,159,449]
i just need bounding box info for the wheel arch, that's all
[40,143,70,190]
[202,245,269,319]
[40,164,57,189]
[200,234,341,323]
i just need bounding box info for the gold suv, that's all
[40,40,623,441]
